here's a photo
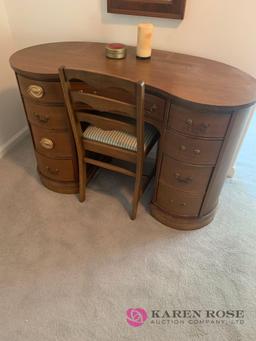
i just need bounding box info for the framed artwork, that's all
[107,0,187,20]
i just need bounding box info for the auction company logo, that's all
[126,309,245,327]
[126,308,148,327]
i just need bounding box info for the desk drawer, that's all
[157,182,203,217]
[25,101,68,130]
[36,152,75,182]
[145,93,166,121]
[31,125,73,158]
[164,131,222,165]
[68,84,166,123]
[18,76,63,103]
[169,104,231,138]
[74,87,167,122]
[160,155,213,194]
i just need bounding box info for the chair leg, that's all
[79,159,86,202]
[131,165,143,220]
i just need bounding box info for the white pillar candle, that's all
[136,23,154,59]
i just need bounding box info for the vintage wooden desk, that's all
[10,42,256,230]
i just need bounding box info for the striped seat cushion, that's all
[83,124,158,152]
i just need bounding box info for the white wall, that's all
[1,0,256,158]
[0,0,27,157]
[4,0,256,77]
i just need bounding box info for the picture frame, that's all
[107,0,187,20]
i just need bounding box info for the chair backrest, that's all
[59,67,145,157]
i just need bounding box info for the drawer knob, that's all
[40,138,54,150]
[175,173,192,184]
[33,112,49,123]
[180,145,187,151]
[27,85,44,99]
[45,166,59,175]
[149,104,157,113]
[186,118,193,125]
[198,123,210,133]
[180,202,187,207]
[193,149,201,155]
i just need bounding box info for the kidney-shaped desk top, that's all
[10,42,256,109]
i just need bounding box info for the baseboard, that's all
[227,166,235,178]
[0,126,29,159]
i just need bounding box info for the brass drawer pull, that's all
[40,138,54,150]
[33,112,49,123]
[149,104,157,113]
[198,123,210,133]
[185,118,210,134]
[175,172,192,184]
[145,104,157,115]
[27,85,44,99]
[193,149,201,155]
[169,199,187,207]
[79,90,97,95]
[180,145,187,151]
[45,166,59,175]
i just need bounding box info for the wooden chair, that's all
[59,67,159,219]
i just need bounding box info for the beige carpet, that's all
[0,133,256,341]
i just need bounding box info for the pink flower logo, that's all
[126,308,148,327]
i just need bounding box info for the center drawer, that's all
[163,130,222,165]
[31,125,73,158]
[70,87,166,123]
